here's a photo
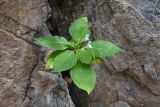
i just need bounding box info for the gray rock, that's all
[109,101,131,107]
[22,70,75,107]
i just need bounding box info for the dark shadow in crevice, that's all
[68,82,89,107]
[62,71,89,107]
[46,17,59,35]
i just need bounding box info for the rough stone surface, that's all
[109,101,131,107]
[22,49,75,107]
[22,70,75,107]
[0,0,75,107]
[0,0,50,40]
[0,29,36,107]
[3,0,50,30]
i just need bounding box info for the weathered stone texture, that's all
[0,0,50,40]
[22,70,75,107]
[109,101,131,107]
[0,0,75,107]
[4,0,50,30]
[0,29,36,107]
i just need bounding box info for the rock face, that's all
[0,0,75,107]
[22,70,75,107]
[0,29,36,107]
[89,0,160,106]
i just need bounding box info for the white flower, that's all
[84,40,92,48]
[85,34,90,41]
[88,40,91,44]
[87,44,92,48]
[86,34,89,37]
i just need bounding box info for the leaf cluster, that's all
[35,17,123,94]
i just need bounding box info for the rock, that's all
[109,101,131,107]
[21,24,75,107]
[0,0,51,40]
[107,0,160,95]
[0,0,75,107]
[22,70,75,107]
[0,29,36,107]
[91,0,160,106]
[90,64,160,107]
[4,0,51,30]
[89,64,119,107]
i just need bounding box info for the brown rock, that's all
[4,0,50,30]
[0,0,76,106]
[0,1,5,24]
[0,29,36,107]
[0,0,51,41]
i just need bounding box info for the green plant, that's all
[35,17,123,94]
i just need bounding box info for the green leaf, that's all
[67,41,77,48]
[35,36,69,50]
[89,40,123,58]
[46,51,62,69]
[70,63,96,94]
[52,50,77,72]
[69,17,90,43]
[76,48,93,64]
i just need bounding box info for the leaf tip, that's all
[86,90,92,95]
[86,86,95,95]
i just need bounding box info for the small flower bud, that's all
[85,34,90,41]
